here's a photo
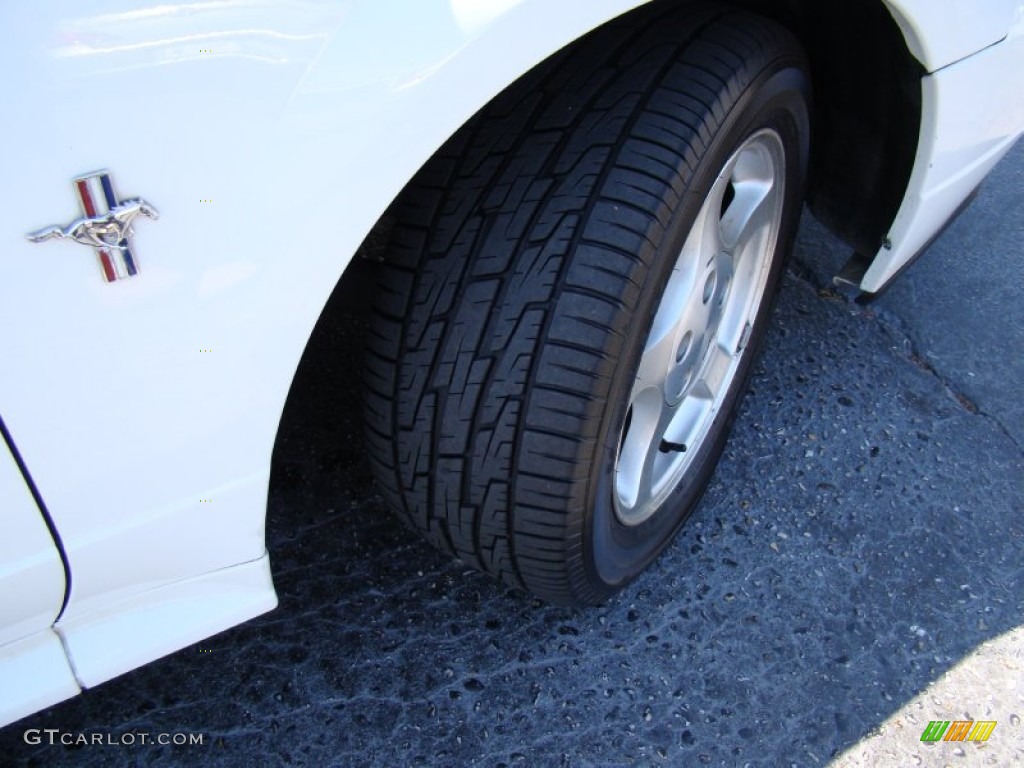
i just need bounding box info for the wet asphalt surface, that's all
[2,145,1021,767]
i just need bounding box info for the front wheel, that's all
[364,5,811,605]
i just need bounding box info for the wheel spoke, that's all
[633,321,676,394]
[615,389,660,510]
[646,394,687,505]
[699,250,733,349]
[680,181,726,268]
[714,249,735,301]
[688,341,734,401]
[721,179,774,253]
[633,430,661,513]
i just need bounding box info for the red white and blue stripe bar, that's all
[74,171,138,282]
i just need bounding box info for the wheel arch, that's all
[271,0,927,508]
[756,0,926,259]
[280,0,925,347]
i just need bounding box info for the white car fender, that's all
[0,435,80,725]
[0,0,652,704]
[863,3,1024,291]
[882,0,1021,72]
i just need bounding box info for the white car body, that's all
[1,0,1022,727]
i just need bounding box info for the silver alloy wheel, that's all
[613,128,786,526]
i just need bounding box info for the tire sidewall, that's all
[582,59,812,594]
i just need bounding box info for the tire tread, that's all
[364,4,803,603]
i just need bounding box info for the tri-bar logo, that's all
[26,171,158,283]
[920,720,997,742]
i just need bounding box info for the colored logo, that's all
[920,720,997,742]
[26,170,158,282]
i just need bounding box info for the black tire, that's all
[364,3,811,605]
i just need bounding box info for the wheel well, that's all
[732,0,924,257]
[348,0,922,273]
[269,0,922,559]
[274,0,923,477]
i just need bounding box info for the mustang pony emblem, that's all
[26,171,158,282]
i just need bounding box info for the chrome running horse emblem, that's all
[26,171,159,282]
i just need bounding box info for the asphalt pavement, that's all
[2,144,1021,767]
